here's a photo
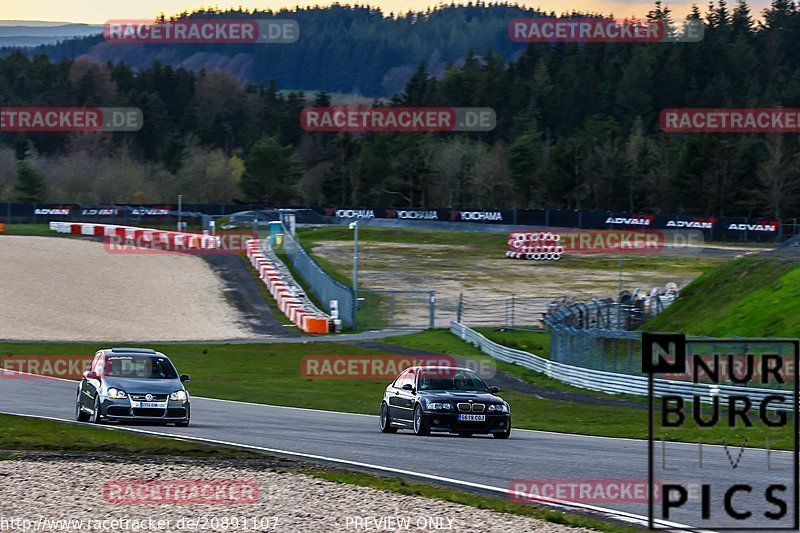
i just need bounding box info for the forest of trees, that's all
[18,4,538,96]
[3,1,800,218]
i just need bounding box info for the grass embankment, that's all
[644,252,800,337]
[0,335,790,449]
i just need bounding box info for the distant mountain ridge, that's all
[2,5,544,96]
[0,22,102,48]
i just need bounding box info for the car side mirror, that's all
[402,383,414,392]
[84,371,100,380]
[180,375,191,383]
[489,386,500,394]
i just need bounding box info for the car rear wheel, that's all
[413,405,430,436]
[89,396,102,424]
[75,392,89,422]
[379,403,397,433]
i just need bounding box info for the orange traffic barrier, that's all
[305,317,330,334]
[0,223,4,233]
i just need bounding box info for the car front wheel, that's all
[175,406,190,427]
[379,403,397,433]
[75,391,89,422]
[413,405,430,436]
[493,418,511,439]
[89,396,102,424]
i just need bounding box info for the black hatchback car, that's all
[76,347,190,426]
[380,366,511,438]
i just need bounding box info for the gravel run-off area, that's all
[0,236,253,341]
[0,456,591,532]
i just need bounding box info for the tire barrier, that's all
[48,221,219,250]
[506,232,564,260]
[245,240,331,334]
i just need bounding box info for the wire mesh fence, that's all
[545,285,679,372]
[273,228,356,329]
[454,294,551,329]
[357,289,435,330]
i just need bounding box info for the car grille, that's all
[167,408,187,418]
[457,403,485,412]
[133,408,166,417]
[130,394,168,401]
[107,406,131,416]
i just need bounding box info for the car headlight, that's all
[106,387,127,399]
[488,404,508,413]
[427,402,453,411]
[170,390,188,401]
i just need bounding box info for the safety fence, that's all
[455,294,550,330]
[246,240,331,334]
[450,322,794,403]
[545,285,679,371]
[357,289,436,330]
[274,226,356,329]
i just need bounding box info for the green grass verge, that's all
[644,252,800,337]
[476,328,551,358]
[306,469,642,533]
[1,223,54,236]
[0,413,260,458]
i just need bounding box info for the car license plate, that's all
[131,401,166,409]
[458,414,485,422]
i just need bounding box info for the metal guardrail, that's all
[450,321,793,403]
[276,227,356,329]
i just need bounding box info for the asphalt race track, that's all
[1,373,794,531]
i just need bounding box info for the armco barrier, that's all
[49,221,218,250]
[450,321,793,403]
[246,240,330,334]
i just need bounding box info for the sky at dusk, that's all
[0,0,772,25]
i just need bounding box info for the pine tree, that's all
[14,161,43,202]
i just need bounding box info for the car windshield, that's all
[417,369,488,392]
[104,355,178,379]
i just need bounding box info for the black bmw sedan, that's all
[379,366,511,438]
[76,347,190,426]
